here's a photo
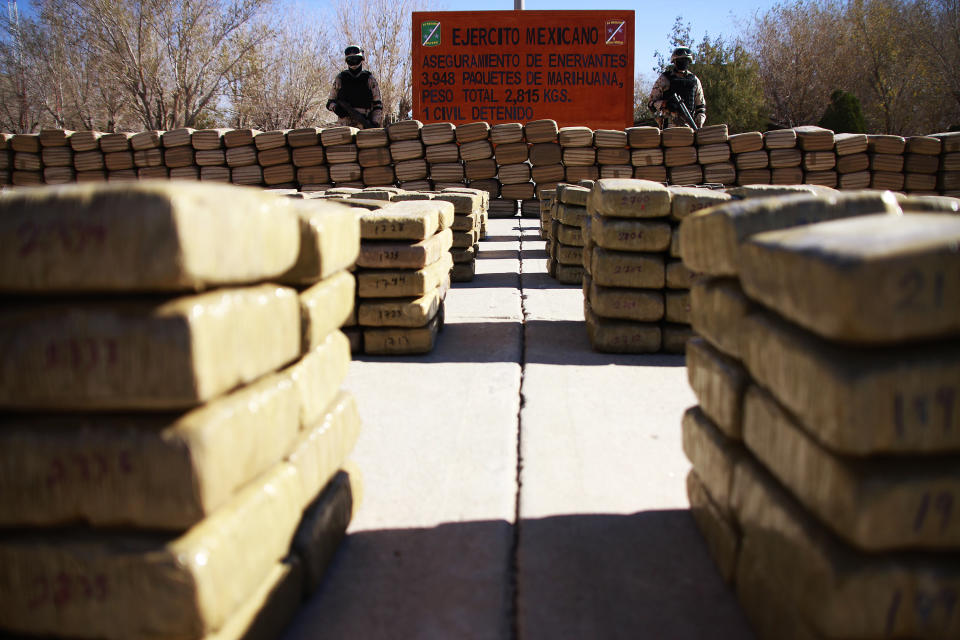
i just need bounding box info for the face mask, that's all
[675,58,691,71]
[346,56,362,67]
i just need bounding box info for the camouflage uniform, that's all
[648,69,706,128]
[326,69,384,129]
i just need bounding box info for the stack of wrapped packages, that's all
[546,183,590,285]
[356,126,396,190]
[351,198,455,354]
[435,188,487,282]
[0,181,364,639]
[387,120,429,191]
[937,132,960,196]
[678,189,960,640]
[538,187,556,240]
[488,122,525,217]
[661,186,731,351]
[422,121,461,193]
[695,124,735,186]
[581,178,728,353]
[581,179,672,352]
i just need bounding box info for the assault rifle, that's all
[335,99,377,129]
[666,93,700,131]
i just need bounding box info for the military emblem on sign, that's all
[605,20,625,45]
[421,21,441,47]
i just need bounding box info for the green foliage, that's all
[651,18,770,132]
[818,89,867,132]
[653,17,693,74]
[691,35,769,133]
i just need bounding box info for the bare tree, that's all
[75,0,275,129]
[0,1,43,132]
[225,3,339,129]
[910,0,960,127]
[745,0,851,127]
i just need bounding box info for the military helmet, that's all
[670,47,694,64]
[344,45,364,65]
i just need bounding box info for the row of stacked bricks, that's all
[0,181,366,639]
[676,188,960,640]
[542,178,731,354]
[296,185,487,352]
[328,183,486,281]
[2,126,958,199]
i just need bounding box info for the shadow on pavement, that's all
[355,320,684,367]
[481,234,521,243]
[354,320,523,365]
[476,249,520,260]
[521,272,585,290]
[281,512,752,640]
[453,272,521,289]
[518,512,753,640]
[525,319,686,367]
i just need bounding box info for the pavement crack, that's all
[509,216,530,640]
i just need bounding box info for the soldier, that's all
[648,46,707,129]
[326,45,384,129]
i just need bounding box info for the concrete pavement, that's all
[282,217,753,639]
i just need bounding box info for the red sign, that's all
[412,10,635,130]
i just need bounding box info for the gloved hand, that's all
[326,100,337,113]
[695,113,706,128]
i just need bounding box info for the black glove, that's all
[328,100,348,117]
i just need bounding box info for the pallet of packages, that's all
[352,199,455,354]
[0,181,365,639]
[679,189,960,640]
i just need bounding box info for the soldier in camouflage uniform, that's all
[648,47,707,129]
[326,45,384,129]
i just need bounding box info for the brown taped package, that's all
[584,274,664,322]
[665,260,693,289]
[0,285,301,410]
[682,406,746,517]
[740,310,960,455]
[293,463,362,596]
[589,248,665,289]
[0,462,305,639]
[667,186,732,221]
[732,456,960,639]
[358,201,454,240]
[299,271,355,353]
[285,391,362,513]
[661,323,695,354]
[589,213,672,252]
[279,200,360,285]
[205,560,303,640]
[0,369,300,530]
[356,252,453,298]
[689,277,753,360]
[363,309,443,354]
[739,213,960,344]
[679,190,900,276]
[743,384,960,551]
[357,228,453,270]
[584,300,661,353]
[664,290,691,323]
[0,182,300,293]
[686,470,740,584]
[358,279,448,327]
[288,329,351,429]
[586,178,671,218]
[685,337,747,439]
